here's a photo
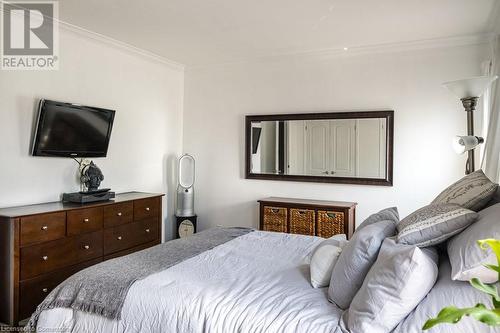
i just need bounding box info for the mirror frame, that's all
[245,111,394,186]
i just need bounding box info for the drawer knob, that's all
[145,228,150,233]
[84,245,90,250]
[41,226,48,231]
[42,255,48,261]
[42,288,48,293]
[145,207,150,211]
[117,236,122,240]
[83,218,90,223]
[117,212,122,217]
[271,208,279,213]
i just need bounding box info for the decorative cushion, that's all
[309,234,348,288]
[328,219,397,309]
[483,186,500,210]
[432,170,498,211]
[356,207,399,231]
[397,203,478,247]
[347,238,439,333]
[448,203,500,283]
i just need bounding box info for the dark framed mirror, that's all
[245,111,394,186]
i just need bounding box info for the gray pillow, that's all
[483,186,500,209]
[328,219,397,309]
[347,238,438,333]
[356,207,399,231]
[432,169,498,211]
[448,203,500,283]
[397,203,478,247]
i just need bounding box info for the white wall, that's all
[183,43,489,230]
[0,28,184,240]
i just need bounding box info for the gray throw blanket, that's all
[27,227,253,330]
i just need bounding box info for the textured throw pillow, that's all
[309,234,348,288]
[347,238,438,333]
[356,207,399,231]
[328,219,397,309]
[432,169,498,211]
[448,203,500,283]
[483,186,500,210]
[397,203,478,247]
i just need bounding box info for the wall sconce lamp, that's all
[452,136,485,154]
[443,75,498,174]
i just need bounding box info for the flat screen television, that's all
[32,99,115,157]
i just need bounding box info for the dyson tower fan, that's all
[175,154,197,238]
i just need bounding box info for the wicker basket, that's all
[317,210,345,238]
[263,206,287,232]
[289,209,315,235]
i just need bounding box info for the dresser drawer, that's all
[134,198,160,221]
[289,208,315,235]
[20,230,103,280]
[20,212,66,247]
[104,202,133,228]
[263,206,288,233]
[19,258,102,320]
[317,210,345,238]
[103,218,158,255]
[67,207,103,236]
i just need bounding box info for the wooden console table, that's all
[258,197,357,239]
[0,192,163,325]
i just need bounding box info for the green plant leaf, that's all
[478,239,500,266]
[470,278,500,302]
[478,239,500,290]
[485,264,500,274]
[423,304,500,330]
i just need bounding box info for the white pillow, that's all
[347,237,438,333]
[310,234,347,288]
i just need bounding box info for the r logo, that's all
[1,1,59,70]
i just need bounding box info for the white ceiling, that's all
[58,0,499,66]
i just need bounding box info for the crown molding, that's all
[58,21,185,71]
[0,1,184,71]
[1,1,493,71]
[187,33,495,70]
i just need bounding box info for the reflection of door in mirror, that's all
[302,120,356,177]
[250,117,387,179]
[285,119,386,178]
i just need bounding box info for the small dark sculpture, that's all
[81,161,104,192]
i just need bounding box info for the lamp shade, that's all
[443,75,498,99]
[452,136,484,154]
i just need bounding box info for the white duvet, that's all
[37,231,343,333]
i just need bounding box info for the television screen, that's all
[32,99,115,157]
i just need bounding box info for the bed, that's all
[35,229,496,333]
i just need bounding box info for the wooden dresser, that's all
[258,197,357,239]
[0,192,163,325]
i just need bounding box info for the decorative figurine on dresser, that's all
[80,161,104,192]
[175,154,197,238]
[258,197,357,239]
[62,159,115,203]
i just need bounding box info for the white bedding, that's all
[37,231,343,333]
